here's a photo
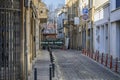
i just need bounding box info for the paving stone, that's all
[53,50,120,80]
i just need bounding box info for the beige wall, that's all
[38,2,48,19]
[94,0,109,9]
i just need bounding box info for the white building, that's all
[93,0,110,54]
[56,8,66,38]
[110,0,120,59]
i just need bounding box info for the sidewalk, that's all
[29,50,51,80]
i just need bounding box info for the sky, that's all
[42,0,65,9]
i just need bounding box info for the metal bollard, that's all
[49,64,52,80]
[52,63,55,77]
[105,54,108,67]
[82,49,83,54]
[91,53,93,59]
[110,55,113,69]
[97,52,99,62]
[85,50,87,55]
[50,51,53,63]
[95,53,97,61]
[34,68,37,80]
[115,57,118,72]
[101,53,104,64]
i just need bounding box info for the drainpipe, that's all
[24,0,31,80]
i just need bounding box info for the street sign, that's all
[82,14,88,20]
[82,8,89,20]
[82,8,89,14]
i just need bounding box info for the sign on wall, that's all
[82,14,89,20]
[74,17,80,25]
[82,8,89,20]
[82,8,89,14]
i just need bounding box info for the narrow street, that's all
[53,50,120,80]
[1,0,120,80]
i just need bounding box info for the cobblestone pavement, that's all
[53,50,120,80]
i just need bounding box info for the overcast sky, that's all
[42,0,65,9]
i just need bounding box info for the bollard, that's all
[93,53,95,60]
[89,51,91,58]
[89,51,91,57]
[34,68,37,80]
[97,52,99,62]
[115,57,118,72]
[85,49,86,55]
[83,49,85,54]
[84,50,86,55]
[49,64,52,80]
[50,51,53,63]
[52,63,55,77]
[95,52,97,61]
[88,51,90,57]
[91,53,93,59]
[101,53,104,64]
[105,54,108,67]
[82,49,83,54]
[110,55,113,69]
[87,51,89,56]
[86,50,88,56]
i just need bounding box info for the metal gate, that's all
[0,0,22,80]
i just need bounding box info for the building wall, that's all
[110,22,117,57]
[57,9,66,38]
[94,0,109,9]
[111,9,120,22]
[110,0,120,59]
[0,0,24,79]
[93,1,110,53]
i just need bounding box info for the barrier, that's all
[110,55,113,69]
[34,68,37,80]
[49,64,52,80]
[115,57,118,72]
[97,51,99,62]
[48,48,55,80]
[82,49,119,74]
[105,54,108,67]
[101,53,104,64]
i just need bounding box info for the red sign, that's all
[82,14,88,20]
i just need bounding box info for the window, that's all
[116,0,120,8]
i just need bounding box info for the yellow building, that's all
[65,0,94,51]
[65,0,79,49]
[23,0,48,79]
